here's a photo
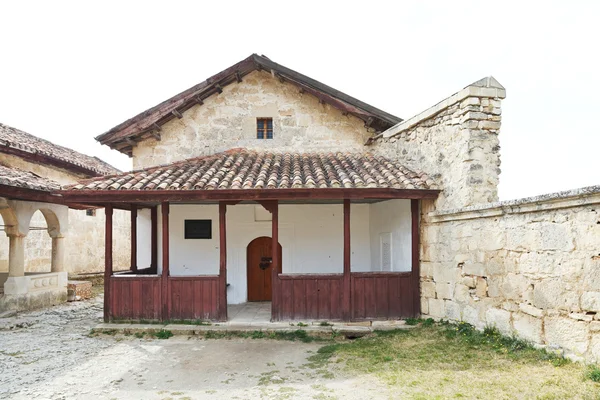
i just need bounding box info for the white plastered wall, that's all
[369,199,412,272]
[146,201,411,304]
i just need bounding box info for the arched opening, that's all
[246,236,282,302]
[24,210,53,273]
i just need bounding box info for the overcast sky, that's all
[1,1,598,200]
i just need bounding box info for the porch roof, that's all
[62,150,439,202]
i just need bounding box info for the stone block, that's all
[462,305,483,329]
[461,276,476,288]
[421,281,436,298]
[544,316,589,355]
[462,263,486,277]
[485,308,512,336]
[475,277,488,298]
[569,313,593,322]
[436,283,454,300]
[479,120,501,130]
[453,284,470,303]
[445,301,462,321]
[519,303,544,318]
[428,298,446,319]
[589,334,600,361]
[433,263,459,284]
[582,292,600,312]
[513,312,543,343]
[420,297,429,315]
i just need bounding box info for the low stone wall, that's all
[420,186,600,361]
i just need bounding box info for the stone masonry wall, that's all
[132,70,373,169]
[372,78,505,210]
[420,187,600,361]
[0,156,130,275]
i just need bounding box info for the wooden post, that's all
[271,200,279,321]
[411,199,420,317]
[161,202,170,320]
[151,206,158,274]
[343,199,351,321]
[218,202,228,321]
[104,205,113,322]
[130,205,137,273]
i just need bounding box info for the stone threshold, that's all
[93,320,412,338]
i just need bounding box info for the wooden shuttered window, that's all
[257,118,273,139]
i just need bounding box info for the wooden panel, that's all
[272,274,343,321]
[351,273,415,320]
[169,277,219,320]
[110,277,161,320]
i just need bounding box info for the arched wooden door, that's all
[247,237,282,302]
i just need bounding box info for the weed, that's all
[134,332,145,339]
[297,322,309,327]
[152,329,173,340]
[319,321,333,327]
[404,317,421,326]
[102,329,118,335]
[586,365,600,382]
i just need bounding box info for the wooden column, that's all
[161,202,170,320]
[130,205,137,273]
[150,206,158,273]
[411,199,420,317]
[104,205,113,322]
[218,202,228,321]
[343,199,351,321]
[271,200,279,321]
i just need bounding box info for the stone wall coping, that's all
[377,76,506,140]
[429,185,600,222]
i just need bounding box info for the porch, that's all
[61,150,439,322]
[102,198,423,323]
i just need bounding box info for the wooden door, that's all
[247,237,282,302]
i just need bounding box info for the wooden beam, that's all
[59,188,441,203]
[151,206,158,273]
[271,200,279,321]
[365,117,374,128]
[214,83,223,94]
[104,205,113,322]
[152,123,161,131]
[161,202,170,320]
[343,199,351,321]
[130,205,137,273]
[411,199,420,317]
[235,71,242,83]
[218,202,228,321]
[171,109,183,119]
[150,131,161,141]
[125,138,137,147]
[257,200,277,214]
[194,96,204,105]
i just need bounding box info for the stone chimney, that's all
[370,77,506,210]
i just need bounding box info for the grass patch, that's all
[319,321,333,327]
[311,320,600,398]
[152,329,173,340]
[203,329,332,343]
[586,365,600,382]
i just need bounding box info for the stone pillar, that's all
[51,236,65,273]
[8,234,25,277]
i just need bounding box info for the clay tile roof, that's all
[0,164,61,192]
[0,123,120,176]
[70,149,436,191]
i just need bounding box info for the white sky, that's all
[1,1,598,200]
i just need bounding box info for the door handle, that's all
[259,256,272,270]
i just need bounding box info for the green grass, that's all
[152,329,173,340]
[309,320,600,398]
[203,329,331,343]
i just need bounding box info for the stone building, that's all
[53,54,598,361]
[0,123,130,311]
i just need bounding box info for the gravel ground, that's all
[0,297,392,400]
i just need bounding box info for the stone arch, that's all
[0,205,19,237]
[37,208,61,238]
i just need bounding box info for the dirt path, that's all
[0,298,392,400]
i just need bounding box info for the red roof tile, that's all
[71,150,435,191]
[0,123,120,176]
[0,164,61,192]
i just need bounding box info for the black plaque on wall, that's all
[184,219,212,239]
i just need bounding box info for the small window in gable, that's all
[257,118,273,139]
